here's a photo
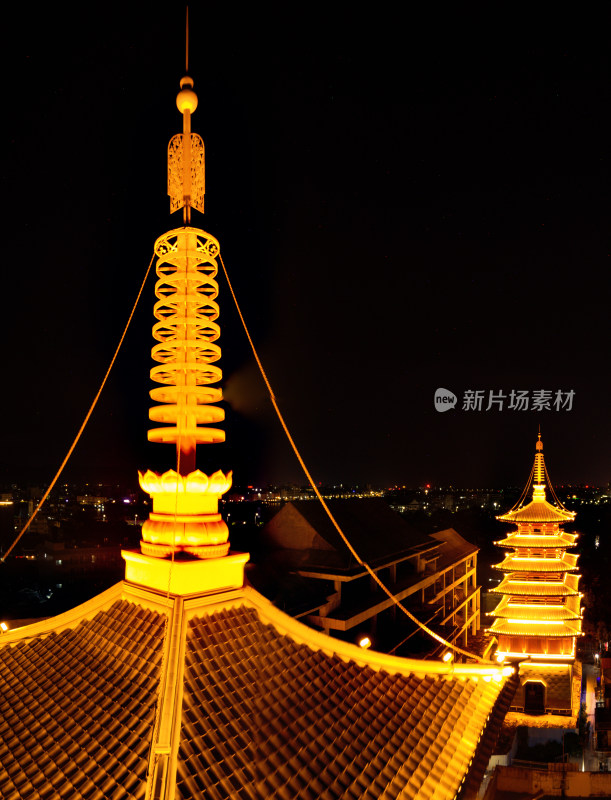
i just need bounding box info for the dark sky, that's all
[1,6,609,489]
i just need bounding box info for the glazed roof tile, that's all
[0,581,512,800]
[178,603,504,799]
[0,594,165,800]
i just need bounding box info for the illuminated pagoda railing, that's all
[489,434,581,715]
[122,73,247,595]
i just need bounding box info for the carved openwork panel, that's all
[168,133,206,214]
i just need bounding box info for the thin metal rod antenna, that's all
[185,6,189,73]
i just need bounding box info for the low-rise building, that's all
[262,498,481,655]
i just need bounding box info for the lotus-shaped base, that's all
[139,468,232,514]
[138,468,232,558]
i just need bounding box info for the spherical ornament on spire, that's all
[177,76,198,114]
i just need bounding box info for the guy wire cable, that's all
[219,252,486,663]
[1,251,156,563]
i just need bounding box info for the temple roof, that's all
[494,532,578,549]
[493,553,579,573]
[0,579,513,800]
[491,596,581,621]
[489,619,582,638]
[492,574,580,597]
[497,501,575,523]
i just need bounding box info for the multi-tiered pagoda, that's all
[490,433,581,715]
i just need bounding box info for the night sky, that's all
[1,6,608,489]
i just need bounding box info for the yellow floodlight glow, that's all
[507,580,563,586]
[147,227,225,467]
[500,651,575,661]
[489,434,581,707]
[0,622,8,632]
[442,651,453,663]
[131,72,245,584]
[358,636,372,649]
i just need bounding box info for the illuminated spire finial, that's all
[168,7,205,223]
[533,428,546,496]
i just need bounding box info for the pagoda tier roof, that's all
[492,574,580,597]
[493,553,579,573]
[0,579,514,800]
[491,596,582,622]
[489,619,582,638]
[497,499,575,524]
[495,532,578,549]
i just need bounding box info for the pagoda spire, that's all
[533,428,546,498]
[499,432,574,523]
[121,48,248,594]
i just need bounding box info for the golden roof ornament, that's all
[168,75,206,220]
[126,19,235,580]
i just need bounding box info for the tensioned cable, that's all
[219,252,485,662]
[1,251,156,563]
[505,463,535,514]
[544,462,570,511]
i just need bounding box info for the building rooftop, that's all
[263,498,435,574]
[0,578,515,800]
[429,528,479,568]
